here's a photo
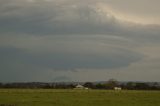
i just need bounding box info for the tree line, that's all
[0,79,160,90]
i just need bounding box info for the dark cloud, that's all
[0,46,143,70]
[0,46,143,81]
[0,0,160,81]
[53,76,71,82]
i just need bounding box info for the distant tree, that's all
[126,82,136,90]
[95,83,106,89]
[106,79,119,89]
[135,83,150,90]
[67,84,75,89]
[152,82,160,90]
[0,83,2,88]
[83,82,94,89]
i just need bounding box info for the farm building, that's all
[74,84,89,89]
[114,87,122,90]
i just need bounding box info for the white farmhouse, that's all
[75,84,84,89]
[114,87,122,90]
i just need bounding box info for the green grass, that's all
[0,89,160,106]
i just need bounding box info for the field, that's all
[0,89,160,106]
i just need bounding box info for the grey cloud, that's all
[53,76,72,82]
[0,0,160,41]
[0,46,143,70]
[0,46,143,81]
[0,0,160,82]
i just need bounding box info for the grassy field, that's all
[0,89,160,106]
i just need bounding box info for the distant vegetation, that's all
[0,79,160,90]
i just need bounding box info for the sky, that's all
[0,0,160,82]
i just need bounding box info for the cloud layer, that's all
[0,0,160,82]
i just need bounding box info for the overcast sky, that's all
[0,0,160,82]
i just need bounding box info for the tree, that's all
[126,82,136,90]
[135,83,150,90]
[95,83,106,89]
[83,82,94,89]
[0,83,2,88]
[106,79,119,89]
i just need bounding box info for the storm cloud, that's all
[0,0,160,82]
